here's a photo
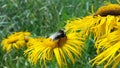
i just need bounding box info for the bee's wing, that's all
[49,32,61,40]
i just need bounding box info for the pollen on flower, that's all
[94,4,120,16]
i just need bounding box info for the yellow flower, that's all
[90,29,120,68]
[1,32,31,52]
[65,3,120,67]
[65,15,120,41]
[65,4,120,40]
[88,4,120,68]
[24,30,84,68]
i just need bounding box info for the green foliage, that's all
[0,0,119,68]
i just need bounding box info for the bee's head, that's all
[49,30,66,40]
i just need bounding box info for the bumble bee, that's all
[49,30,66,40]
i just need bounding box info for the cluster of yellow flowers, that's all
[65,4,120,68]
[1,31,84,68]
[1,3,120,68]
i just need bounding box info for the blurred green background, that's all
[0,0,119,68]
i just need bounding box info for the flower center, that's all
[94,4,120,16]
[45,36,67,48]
